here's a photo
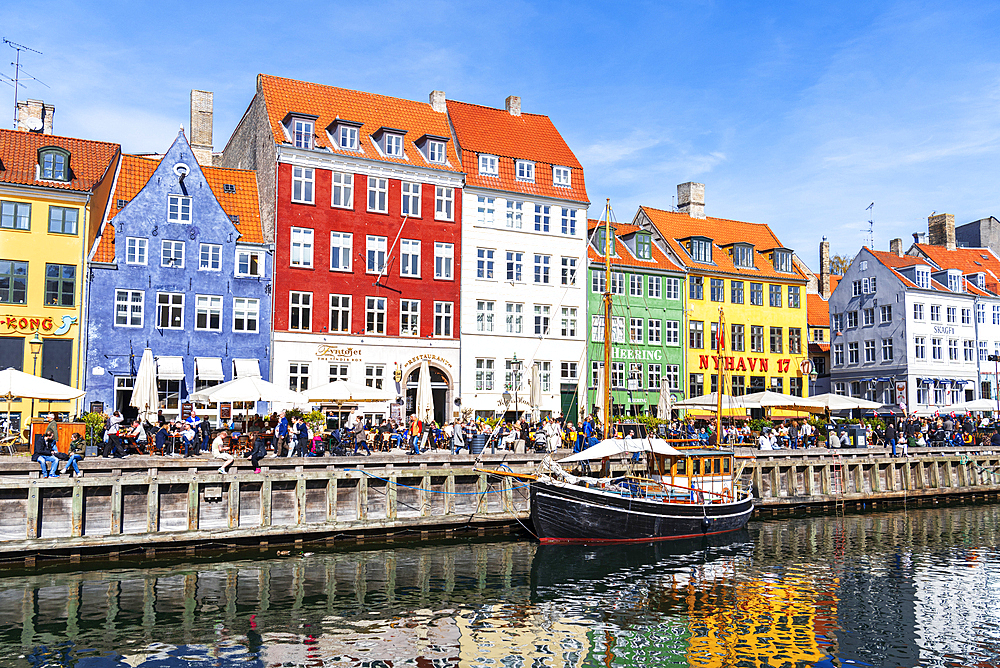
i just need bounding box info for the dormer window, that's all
[970,272,986,289]
[947,271,963,293]
[635,233,652,260]
[915,267,930,288]
[414,134,449,164]
[282,113,319,150]
[731,243,755,269]
[326,119,362,151]
[687,237,712,263]
[773,249,793,273]
[596,227,615,256]
[372,127,406,158]
[553,166,571,187]
[479,154,498,176]
[39,147,70,182]
[516,160,535,182]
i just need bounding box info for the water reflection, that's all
[1,503,998,667]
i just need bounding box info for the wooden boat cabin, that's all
[647,449,735,502]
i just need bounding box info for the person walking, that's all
[352,417,371,456]
[408,414,422,455]
[102,411,126,458]
[886,419,897,457]
[274,411,289,457]
[452,419,466,454]
[249,432,268,472]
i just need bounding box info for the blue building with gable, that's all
[84,130,271,422]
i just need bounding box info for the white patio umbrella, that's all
[808,393,882,411]
[948,398,998,413]
[530,363,541,422]
[188,375,307,405]
[0,367,85,430]
[415,359,434,423]
[740,390,825,412]
[673,392,750,411]
[305,379,391,403]
[129,348,158,423]
[657,379,672,418]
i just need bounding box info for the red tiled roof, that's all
[447,100,588,204]
[586,220,682,272]
[91,155,264,263]
[809,342,830,354]
[865,248,993,295]
[639,207,808,281]
[807,293,829,328]
[829,274,841,293]
[257,74,461,173]
[0,128,119,192]
[913,243,1000,294]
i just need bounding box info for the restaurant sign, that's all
[316,344,362,361]
[2,314,78,335]
[698,355,795,373]
[403,354,453,369]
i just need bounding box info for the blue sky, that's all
[3,0,1000,268]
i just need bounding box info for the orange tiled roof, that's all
[447,100,588,204]
[912,243,1000,294]
[92,155,264,263]
[809,341,830,354]
[257,74,461,173]
[829,274,841,293]
[0,128,119,192]
[586,220,682,272]
[639,206,808,281]
[806,293,830,328]
[865,248,994,295]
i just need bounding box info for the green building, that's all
[587,220,687,418]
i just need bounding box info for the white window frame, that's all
[367,235,387,273]
[665,277,680,300]
[235,249,263,277]
[156,292,184,330]
[400,299,420,337]
[401,182,421,217]
[289,291,312,332]
[291,167,314,204]
[434,301,453,337]
[161,240,185,268]
[167,195,192,223]
[561,307,577,337]
[383,133,403,157]
[476,359,495,391]
[435,242,454,280]
[195,294,223,332]
[648,275,662,298]
[506,200,523,229]
[331,172,354,209]
[648,319,661,344]
[534,254,551,284]
[368,177,388,213]
[400,239,421,278]
[290,227,314,268]
[506,302,523,334]
[329,294,351,333]
[534,204,550,233]
[427,140,446,164]
[125,237,147,265]
[199,243,222,271]
[292,119,313,149]
[289,362,310,392]
[665,320,679,345]
[507,251,523,282]
[516,160,535,182]
[553,166,571,187]
[560,208,577,235]
[477,248,495,280]
[534,304,551,335]
[233,297,259,333]
[435,186,454,221]
[115,289,144,327]
[477,300,495,332]
[561,257,577,286]
[330,231,352,272]
[479,154,499,176]
[337,125,358,150]
[366,296,387,335]
[476,195,495,226]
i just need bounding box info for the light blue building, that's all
[84,131,271,421]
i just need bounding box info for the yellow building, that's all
[0,125,120,429]
[637,183,810,408]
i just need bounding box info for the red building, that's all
[221,76,464,424]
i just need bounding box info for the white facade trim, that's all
[276,147,464,188]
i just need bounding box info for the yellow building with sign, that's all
[0,125,119,429]
[637,183,810,408]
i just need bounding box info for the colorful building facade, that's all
[84,131,270,421]
[638,183,811,404]
[586,220,686,417]
[220,75,464,425]
[447,96,589,422]
[0,126,119,428]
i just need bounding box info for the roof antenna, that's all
[861,202,874,248]
[3,38,47,129]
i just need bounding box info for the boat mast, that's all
[717,307,724,445]
[603,199,613,436]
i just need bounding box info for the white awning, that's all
[195,357,225,382]
[156,356,185,380]
[233,358,261,378]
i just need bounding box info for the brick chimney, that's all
[889,238,903,257]
[429,90,446,113]
[677,182,706,219]
[505,95,521,116]
[928,212,956,251]
[189,90,214,166]
[16,99,54,134]
[819,237,831,297]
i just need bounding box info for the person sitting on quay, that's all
[127,420,148,455]
[61,432,85,477]
[32,429,60,477]
[756,430,772,450]
[827,428,841,449]
[154,421,169,456]
[212,429,234,474]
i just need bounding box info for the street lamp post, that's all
[28,331,43,420]
[511,354,522,423]
[989,355,1000,415]
[809,370,818,398]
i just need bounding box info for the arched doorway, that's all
[405,365,450,425]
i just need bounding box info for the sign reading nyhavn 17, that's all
[698,355,794,373]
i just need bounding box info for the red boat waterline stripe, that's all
[538,527,745,544]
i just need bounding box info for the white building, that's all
[447,96,590,421]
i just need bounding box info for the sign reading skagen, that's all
[611,346,663,361]
[316,345,362,361]
[933,325,956,335]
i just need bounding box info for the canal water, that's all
[1,503,999,668]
